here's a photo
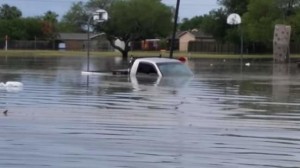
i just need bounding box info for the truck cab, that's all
[129,57,193,77]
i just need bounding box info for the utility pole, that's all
[169,0,180,58]
[5,35,8,51]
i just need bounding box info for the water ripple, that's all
[1,58,300,167]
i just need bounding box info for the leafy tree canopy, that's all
[179,16,204,31]
[43,11,59,23]
[61,0,173,58]
[201,9,230,43]
[243,0,280,45]
[217,0,249,15]
[0,4,22,19]
[42,11,59,42]
[0,17,44,40]
[59,2,88,32]
[100,0,173,58]
[60,0,115,32]
[181,0,300,50]
[276,0,300,17]
[85,0,115,11]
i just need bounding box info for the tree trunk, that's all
[108,38,130,60]
[121,51,128,60]
[122,42,131,60]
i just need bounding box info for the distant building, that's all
[141,39,161,50]
[57,33,113,51]
[57,33,87,51]
[178,29,215,52]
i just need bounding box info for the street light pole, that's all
[169,0,180,58]
[87,16,93,72]
[240,25,243,64]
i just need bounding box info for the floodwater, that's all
[0,56,300,168]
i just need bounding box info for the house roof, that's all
[178,29,213,39]
[167,31,187,39]
[136,57,180,64]
[57,33,106,40]
[58,33,88,40]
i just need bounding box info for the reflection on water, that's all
[0,56,300,168]
[130,75,192,89]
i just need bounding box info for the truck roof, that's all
[135,57,180,64]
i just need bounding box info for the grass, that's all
[0,49,299,59]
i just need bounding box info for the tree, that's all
[42,11,59,48]
[276,0,300,18]
[178,1,248,44]
[23,17,44,40]
[273,0,300,42]
[60,0,115,32]
[99,0,173,59]
[200,9,229,43]
[42,11,59,37]
[85,0,115,11]
[243,0,281,46]
[0,19,26,40]
[60,0,172,59]
[288,10,300,42]
[60,2,88,32]
[0,18,44,40]
[217,0,250,15]
[179,16,204,31]
[0,4,22,19]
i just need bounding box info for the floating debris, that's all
[0,81,23,92]
[3,110,7,116]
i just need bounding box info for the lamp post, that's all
[169,0,180,58]
[5,35,8,51]
[86,9,108,72]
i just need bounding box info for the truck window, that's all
[137,62,158,76]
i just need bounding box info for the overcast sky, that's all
[1,0,219,20]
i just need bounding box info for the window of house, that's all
[136,62,158,76]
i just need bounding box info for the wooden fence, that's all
[0,40,114,51]
[2,40,300,54]
[0,40,53,50]
[188,41,300,54]
[189,41,240,54]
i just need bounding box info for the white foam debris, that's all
[0,81,23,92]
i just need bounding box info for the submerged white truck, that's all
[112,57,193,77]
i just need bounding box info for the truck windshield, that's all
[157,62,193,77]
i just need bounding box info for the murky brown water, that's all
[0,56,300,168]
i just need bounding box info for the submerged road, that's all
[0,57,299,167]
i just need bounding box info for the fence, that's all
[0,40,114,51]
[188,41,238,54]
[189,41,300,54]
[0,40,53,50]
[2,40,300,54]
